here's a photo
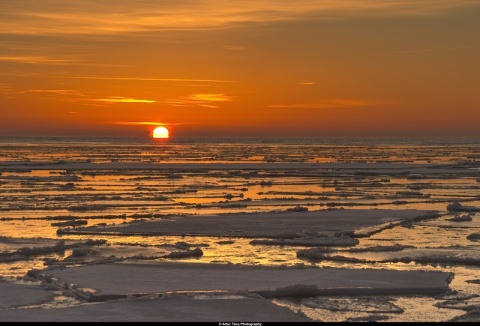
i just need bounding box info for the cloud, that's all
[22,89,86,97]
[0,84,16,97]
[1,1,478,35]
[0,86,87,99]
[0,84,12,92]
[187,94,233,102]
[112,121,185,126]
[177,84,212,87]
[164,93,233,108]
[93,96,156,103]
[69,76,234,83]
[0,56,77,64]
[113,121,166,126]
[267,99,391,109]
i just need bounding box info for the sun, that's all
[152,126,169,139]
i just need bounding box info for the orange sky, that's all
[1,1,479,138]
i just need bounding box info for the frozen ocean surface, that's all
[1,136,480,322]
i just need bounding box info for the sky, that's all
[1,0,480,138]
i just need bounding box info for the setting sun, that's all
[152,126,169,139]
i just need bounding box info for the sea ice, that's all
[26,261,453,301]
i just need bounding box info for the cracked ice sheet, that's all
[66,208,436,238]
[31,261,452,299]
[0,295,312,322]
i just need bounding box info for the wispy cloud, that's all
[187,94,233,102]
[112,121,185,126]
[69,76,234,83]
[0,56,77,64]
[92,96,156,104]
[177,84,212,87]
[113,121,165,126]
[21,89,86,97]
[2,87,158,106]
[267,99,391,109]
[0,86,88,99]
[0,84,16,97]
[164,93,233,108]
[1,1,478,35]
